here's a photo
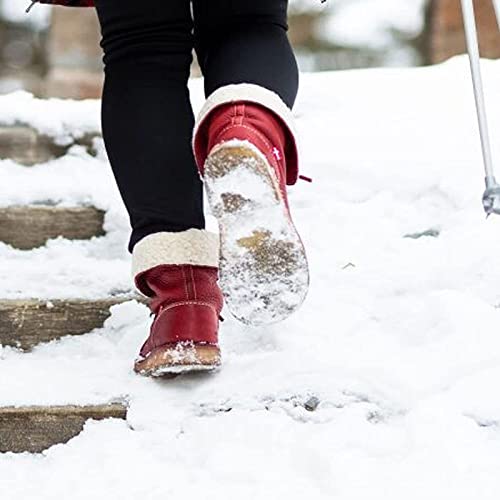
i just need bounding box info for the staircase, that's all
[0,102,134,453]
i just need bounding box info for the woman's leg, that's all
[191,1,309,326]
[94,0,205,251]
[192,0,298,107]
[94,1,224,376]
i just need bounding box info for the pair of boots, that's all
[132,84,309,376]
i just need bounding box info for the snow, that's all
[318,0,428,49]
[0,91,101,142]
[2,56,500,498]
[203,139,309,325]
[290,0,428,67]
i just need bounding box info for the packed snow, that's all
[2,57,500,498]
[203,139,309,325]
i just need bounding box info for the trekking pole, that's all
[460,0,500,215]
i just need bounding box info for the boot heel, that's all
[134,343,221,377]
[204,142,280,217]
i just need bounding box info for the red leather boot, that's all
[193,84,309,326]
[132,229,223,376]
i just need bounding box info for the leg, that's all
[95,1,224,377]
[191,1,309,326]
[94,0,204,252]
[193,0,299,108]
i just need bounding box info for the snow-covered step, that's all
[0,298,136,350]
[0,125,99,166]
[0,403,128,454]
[0,205,105,249]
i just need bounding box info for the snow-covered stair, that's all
[0,206,105,250]
[0,298,135,350]
[0,125,100,166]
[0,93,134,452]
[0,404,127,454]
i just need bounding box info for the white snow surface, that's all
[319,0,428,49]
[2,57,500,498]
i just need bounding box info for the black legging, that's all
[94,0,299,251]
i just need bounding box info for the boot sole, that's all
[134,343,220,377]
[204,140,309,326]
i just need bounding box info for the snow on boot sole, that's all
[204,140,309,326]
[134,343,220,377]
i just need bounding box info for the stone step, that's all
[0,125,100,166]
[0,403,128,454]
[0,298,138,350]
[0,206,105,249]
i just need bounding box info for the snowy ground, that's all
[2,57,500,498]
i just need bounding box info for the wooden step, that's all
[0,206,105,249]
[0,126,100,166]
[0,298,138,350]
[0,403,128,453]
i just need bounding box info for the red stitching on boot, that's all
[237,104,245,126]
[181,266,189,299]
[161,301,217,313]
[137,265,223,358]
[214,124,274,153]
[190,266,197,300]
[231,105,237,126]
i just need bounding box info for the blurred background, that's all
[0,0,499,99]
